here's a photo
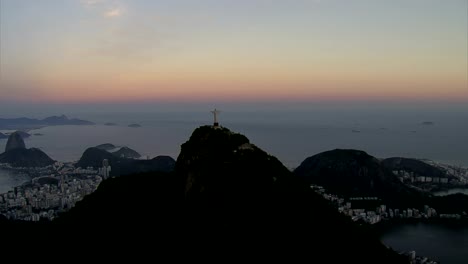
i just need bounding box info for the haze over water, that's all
[1,103,467,169]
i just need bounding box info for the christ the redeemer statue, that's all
[211,108,220,127]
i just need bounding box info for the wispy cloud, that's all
[81,0,124,18]
[81,0,105,7]
[104,7,123,18]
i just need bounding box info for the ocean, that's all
[380,223,468,264]
[1,110,467,169]
[0,109,467,193]
[0,168,29,194]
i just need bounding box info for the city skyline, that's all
[1,0,467,104]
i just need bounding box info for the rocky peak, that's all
[176,125,289,199]
[5,131,26,152]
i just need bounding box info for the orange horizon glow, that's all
[1,1,467,104]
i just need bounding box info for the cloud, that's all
[81,0,105,7]
[104,7,122,17]
[80,0,125,18]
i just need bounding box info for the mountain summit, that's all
[5,131,26,152]
[0,131,54,167]
[173,126,406,262]
[176,125,288,200]
[294,149,423,207]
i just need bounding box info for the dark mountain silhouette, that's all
[113,146,141,159]
[41,115,92,125]
[94,143,141,159]
[382,157,448,178]
[0,115,94,130]
[0,148,55,167]
[76,147,119,168]
[95,143,117,151]
[0,126,408,262]
[0,132,8,139]
[128,123,141,128]
[15,131,31,138]
[5,132,26,152]
[171,126,406,262]
[294,149,425,207]
[11,131,31,139]
[0,132,54,167]
[76,147,174,175]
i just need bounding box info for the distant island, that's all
[421,121,434,125]
[33,133,44,136]
[104,122,118,126]
[128,124,142,128]
[0,133,7,139]
[0,115,95,130]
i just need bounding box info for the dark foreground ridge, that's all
[0,126,408,262]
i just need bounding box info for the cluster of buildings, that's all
[311,185,443,264]
[310,185,440,225]
[392,163,468,186]
[393,170,450,184]
[0,161,110,221]
[402,251,439,264]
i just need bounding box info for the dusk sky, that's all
[1,0,467,104]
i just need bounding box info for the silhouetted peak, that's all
[5,131,26,152]
[95,143,117,151]
[113,146,141,159]
[0,147,54,167]
[294,149,419,206]
[176,125,289,199]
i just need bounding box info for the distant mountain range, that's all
[0,115,95,130]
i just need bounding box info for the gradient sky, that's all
[1,0,467,103]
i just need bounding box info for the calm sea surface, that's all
[1,111,467,168]
[380,223,468,264]
[0,169,29,194]
[433,188,468,196]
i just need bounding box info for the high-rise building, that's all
[100,159,111,179]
